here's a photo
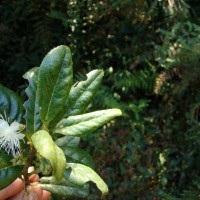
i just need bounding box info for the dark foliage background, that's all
[1,0,200,199]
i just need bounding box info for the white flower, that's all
[0,116,25,155]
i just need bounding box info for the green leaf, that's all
[31,130,66,180]
[61,146,95,169]
[0,84,23,123]
[54,145,66,180]
[55,136,80,147]
[31,130,56,175]
[23,67,41,136]
[38,45,73,126]
[0,165,23,189]
[37,183,89,198]
[53,109,122,136]
[39,175,70,186]
[50,69,104,128]
[67,163,108,196]
[0,151,12,169]
[64,69,104,117]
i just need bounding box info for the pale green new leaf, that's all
[23,67,41,136]
[38,45,73,126]
[31,130,66,180]
[67,163,108,196]
[53,109,122,136]
[32,130,57,174]
[54,145,66,180]
[55,136,80,147]
[0,84,23,123]
[61,146,95,169]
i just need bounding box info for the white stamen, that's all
[0,114,25,155]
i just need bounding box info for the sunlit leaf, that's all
[31,130,66,180]
[53,109,122,136]
[37,183,89,198]
[67,163,108,196]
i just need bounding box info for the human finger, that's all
[42,190,51,200]
[29,174,39,182]
[0,178,24,199]
[27,185,43,200]
[27,191,39,200]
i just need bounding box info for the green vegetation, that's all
[0,0,200,199]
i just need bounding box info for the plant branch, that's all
[22,143,36,185]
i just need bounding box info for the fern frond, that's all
[180,189,200,200]
[154,67,182,94]
[113,69,154,94]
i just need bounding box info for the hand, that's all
[0,174,51,200]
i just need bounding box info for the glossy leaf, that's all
[0,165,23,189]
[0,84,23,123]
[53,109,122,136]
[64,69,104,117]
[0,151,12,169]
[31,130,66,180]
[61,146,95,169]
[50,69,104,128]
[23,67,41,136]
[67,163,108,196]
[55,136,80,147]
[37,183,89,198]
[38,45,73,126]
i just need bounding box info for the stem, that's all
[22,143,36,185]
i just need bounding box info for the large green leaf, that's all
[23,67,41,136]
[0,165,23,190]
[53,109,122,136]
[0,84,23,123]
[37,183,89,198]
[50,69,104,128]
[61,146,95,169]
[38,45,73,126]
[31,130,66,180]
[55,136,80,147]
[67,163,108,196]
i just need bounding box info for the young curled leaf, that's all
[31,130,66,180]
